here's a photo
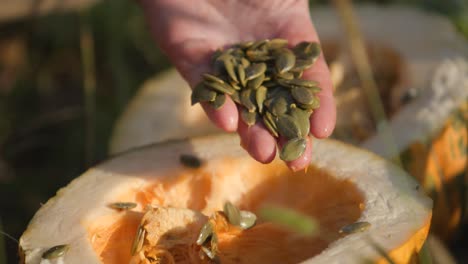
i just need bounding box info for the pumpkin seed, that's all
[241,57,251,68]
[109,202,137,210]
[267,38,288,50]
[42,244,69,259]
[276,72,295,80]
[204,81,236,95]
[275,48,296,74]
[203,73,224,84]
[230,91,241,104]
[255,86,267,113]
[237,64,247,87]
[292,58,314,72]
[291,86,316,105]
[298,96,320,110]
[245,63,267,81]
[276,115,302,139]
[240,89,256,112]
[263,112,279,138]
[293,70,303,78]
[222,55,239,83]
[179,154,203,168]
[280,78,318,88]
[339,221,371,234]
[246,49,271,62]
[269,96,289,116]
[280,138,307,161]
[201,246,216,259]
[196,222,214,245]
[293,41,321,61]
[250,39,268,50]
[246,73,265,90]
[238,41,254,49]
[210,93,226,110]
[239,211,257,229]
[191,83,217,105]
[290,107,311,138]
[241,108,257,126]
[223,201,241,226]
[131,225,146,256]
[229,81,242,91]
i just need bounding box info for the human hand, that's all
[139,0,336,171]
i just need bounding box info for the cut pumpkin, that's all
[20,135,432,263]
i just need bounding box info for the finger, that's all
[237,119,277,164]
[279,15,336,138]
[303,61,336,138]
[280,136,313,172]
[200,97,238,132]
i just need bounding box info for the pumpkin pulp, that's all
[86,159,365,263]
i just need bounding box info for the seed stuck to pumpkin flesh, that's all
[41,244,69,259]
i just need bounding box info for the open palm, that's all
[140,0,335,171]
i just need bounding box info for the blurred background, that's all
[0,0,466,263]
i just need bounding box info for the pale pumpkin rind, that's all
[20,135,432,264]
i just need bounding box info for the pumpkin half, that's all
[20,134,431,263]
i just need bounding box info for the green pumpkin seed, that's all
[276,115,302,139]
[219,54,238,83]
[238,41,254,49]
[109,202,137,210]
[293,70,303,78]
[240,108,257,126]
[263,111,279,138]
[255,86,267,113]
[42,245,69,259]
[204,81,236,95]
[230,91,241,104]
[241,57,251,68]
[250,39,269,50]
[203,73,224,84]
[292,58,314,72]
[279,78,318,88]
[290,107,311,138]
[191,83,217,105]
[240,89,256,112]
[269,96,289,116]
[267,38,288,50]
[210,93,226,110]
[237,64,247,87]
[246,73,265,90]
[276,72,295,80]
[239,211,257,229]
[246,49,271,62]
[291,86,316,105]
[131,225,146,256]
[245,63,267,81]
[229,81,242,91]
[339,221,371,234]
[196,222,214,245]
[280,138,307,161]
[201,246,216,259]
[223,201,241,226]
[293,41,321,61]
[298,96,320,110]
[275,48,296,74]
[179,154,203,168]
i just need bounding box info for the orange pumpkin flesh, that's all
[87,164,365,263]
[20,135,432,263]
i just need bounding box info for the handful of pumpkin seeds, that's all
[191,39,322,162]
